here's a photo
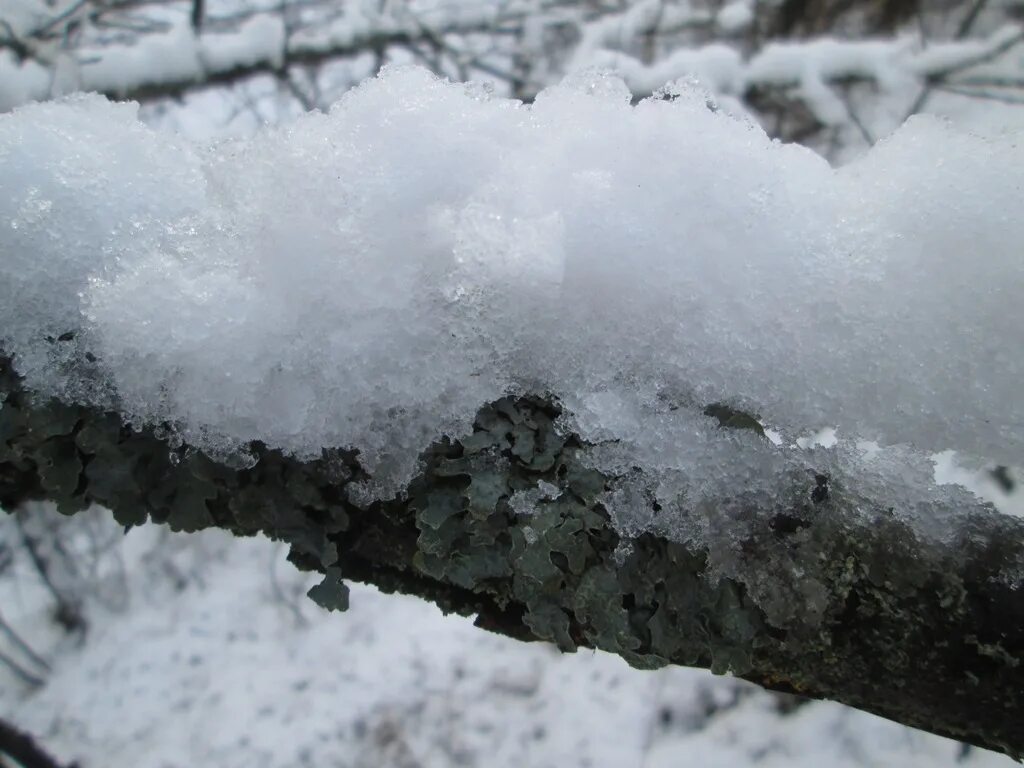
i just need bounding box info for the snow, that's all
[717,1,754,33]
[75,16,287,96]
[933,452,1024,517]
[0,0,512,106]
[3,0,1021,167]
[202,15,287,72]
[567,24,1024,129]
[3,7,1022,764]
[748,37,916,89]
[580,44,745,95]
[0,510,1018,768]
[910,25,1024,75]
[0,51,51,112]
[0,66,1021,517]
[79,27,205,95]
[0,0,50,38]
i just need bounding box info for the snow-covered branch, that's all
[0,0,528,108]
[1,63,1022,758]
[3,0,1023,155]
[0,717,74,768]
[2,358,1023,758]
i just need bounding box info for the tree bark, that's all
[0,718,74,768]
[1,353,1022,758]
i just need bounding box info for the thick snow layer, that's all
[0,66,1021,503]
[0,0,510,110]
[1,513,1017,768]
[74,17,286,96]
[570,25,1024,129]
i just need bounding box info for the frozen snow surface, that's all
[0,514,1017,768]
[0,66,1022,513]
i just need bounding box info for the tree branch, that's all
[0,352,1022,758]
[0,718,74,768]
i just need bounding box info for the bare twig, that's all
[926,27,1024,79]
[839,88,875,145]
[31,0,92,39]
[191,0,205,33]
[14,516,86,636]
[0,719,76,768]
[0,649,46,689]
[0,20,33,60]
[0,611,51,674]
[956,0,991,40]
[268,542,309,628]
[904,25,1023,121]
[933,82,1024,103]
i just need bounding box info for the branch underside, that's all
[0,355,1021,758]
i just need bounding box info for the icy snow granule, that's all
[0,66,1020,515]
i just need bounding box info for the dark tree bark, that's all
[1,353,1022,758]
[0,718,74,768]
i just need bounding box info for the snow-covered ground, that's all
[0,507,1017,768]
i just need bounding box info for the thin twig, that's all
[927,27,1024,80]
[0,20,33,60]
[904,25,1024,120]
[0,611,51,673]
[0,649,46,689]
[277,69,317,112]
[14,517,86,636]
[839,88,875,146]
[191,0,205,32]
[31,0,92,38]
[933,82,1024,103]
[0,718,76,768]
[956,0,990,40]
[952,74,1024,87]
[268,542,308,628]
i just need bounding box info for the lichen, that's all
[2,355,1023,758]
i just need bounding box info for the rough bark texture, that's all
[1,354,1022,758]
[0,717,76,768]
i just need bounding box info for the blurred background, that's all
[1,1,1023,765]
[4,0,1024,155]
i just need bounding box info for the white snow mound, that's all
[0,66,1021,501]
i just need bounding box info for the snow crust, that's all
[0,66,1021,507]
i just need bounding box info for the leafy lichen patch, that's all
[2,357,1023,757]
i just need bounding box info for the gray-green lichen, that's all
[1,354,1023,758]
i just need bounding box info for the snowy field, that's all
[0,507,1018,768]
